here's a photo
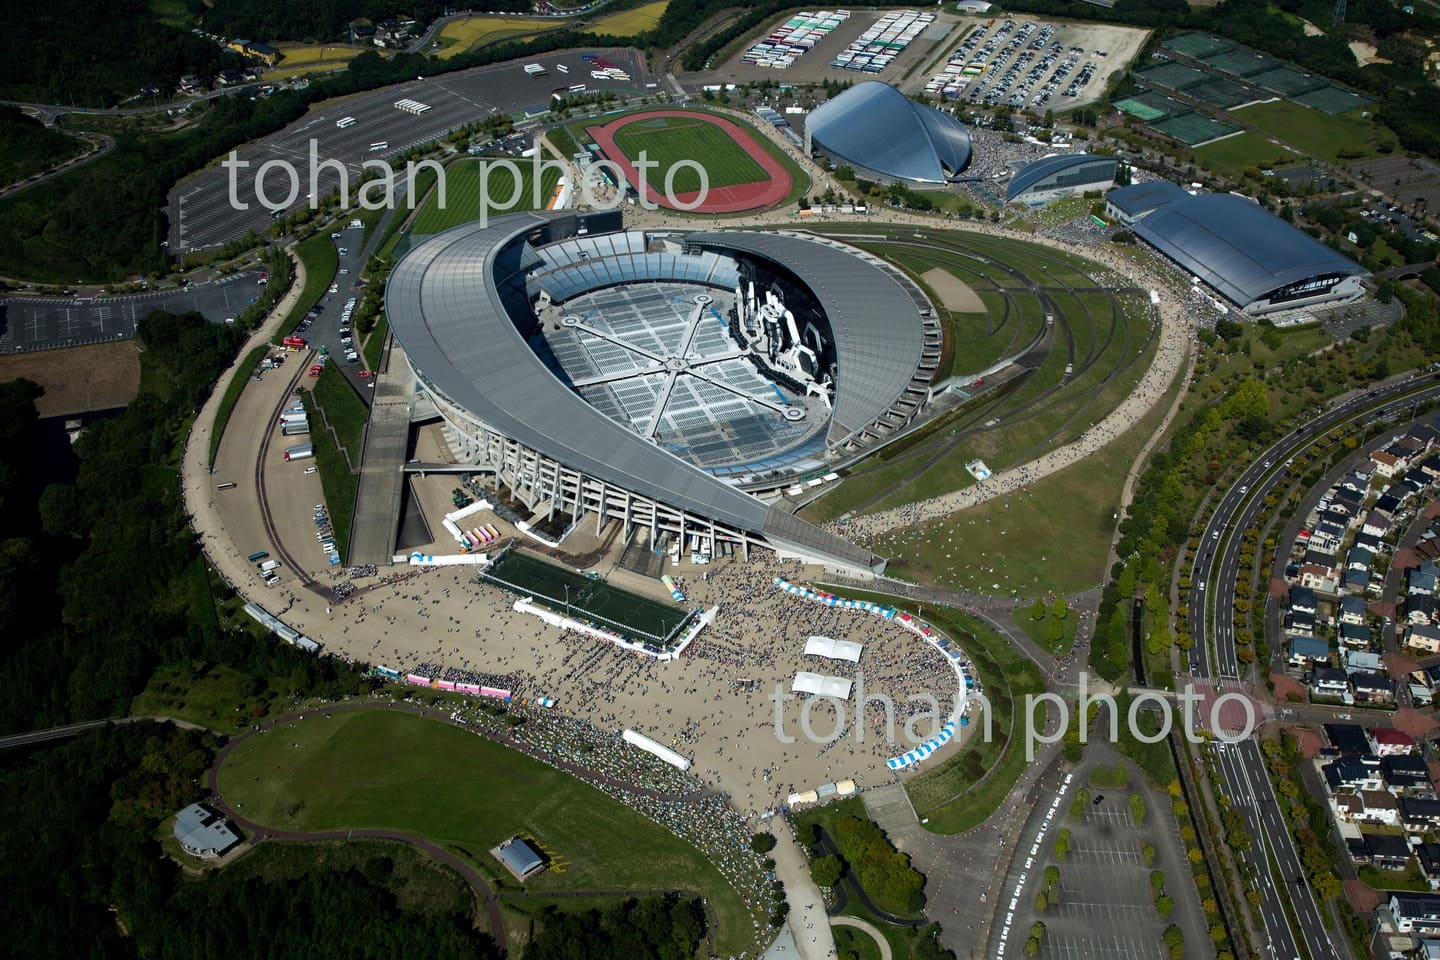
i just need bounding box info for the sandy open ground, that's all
[0,340,140,417]
[921,267,986,313]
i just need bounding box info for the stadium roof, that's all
[685,231,927,444]
[1124,191,1368,306]
[1006,153,1117,201]
[386,213,885,573]
[1106,181,1188,219]
[806,81,972,184]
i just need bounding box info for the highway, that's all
[1186,370,1440,960]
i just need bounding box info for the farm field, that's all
[432,16,555,59]
[267,44,367,78]
[409,157,562,234]
[605,114,768,193]
[590,0,670,34]
[1233,99,1398,163]
[217,709,755,953]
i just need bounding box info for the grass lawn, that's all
[879,333,1184,596]
[1232,99,1399,164]
[1193,131,1299,180]
[590,0,670,33]
[363,313,388,370]
[833,924,885,960]
[410,157,562,234]
[267,44,365,78]
[1014,602,1079,655]
[217,709,755,953]
[301,365,367,560]
[278,232,339,340]
[130,659,281,731]
[432,16,555,59]
[210,344,270,468]
[606,114,768,193]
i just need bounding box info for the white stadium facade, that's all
[384,211,944,575]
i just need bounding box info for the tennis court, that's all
[1188,77,1255,108]
[1150,113,1240,145]
[1200,47,1276,78]
[1163,32,1232,59]
[482,550,688,641]
[1253,65,1326,98]
[1296,85,1374,115]
[1114,91,1181,121]
[1136,62,1209,90]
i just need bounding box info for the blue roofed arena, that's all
[1105,183,1369,315]
[804,81,972,185]
[1006,153,1118,206]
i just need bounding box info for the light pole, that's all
[563,584,571,618]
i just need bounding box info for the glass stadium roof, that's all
[806,81,972,185]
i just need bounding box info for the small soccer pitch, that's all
[586,110,793,213]
[482,550,687,642]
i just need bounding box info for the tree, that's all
[1030,597,1046,620]
[1128,792,1147,825]
[1050,599,1067,621]
[1156,895,1174,919]
[1142,844,1157,867]
[750,833,777,854]
[810,855,843,888]
[1034,890,1049,913]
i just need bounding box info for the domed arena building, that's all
[804,81,973,185]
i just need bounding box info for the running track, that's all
[586,111,792,213]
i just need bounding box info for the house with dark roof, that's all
[1362,832,1413,870]
[1410,594,1439,626]
[1324,756,1383,792]
[1391,892,1440,933]
[1363,509,1394,538]
[1339,595,1367,626]
[1402,797,1440,832]
[1383,754,1430,792]
[1288,635,1331,667]
[1326,723,1377,756]
[1289,585,1318,615]
[1340,621,1372,649]
[1411,561,1439,596]
[1410,623,1440,654]
[1286,611,1317,636]
[1351,671,1395,704]
[1312,665,1350,698]
[1354,531,1386,555]
[1418,843,1440,889]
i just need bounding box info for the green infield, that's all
[483,550,686,641]
[410,157,562,235]
[607,114,767,193]
[217,709,755,953]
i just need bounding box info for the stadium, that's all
[1105,181,1369,315]
[384,210,943,575]
[804,81,973,185]
[1006,153,1118,206]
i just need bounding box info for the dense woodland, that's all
[521,897,706,960]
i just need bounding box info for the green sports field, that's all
[483,550,686,640]
[410,157,563,235]
[217,709,757,954]
[606,115,767,194]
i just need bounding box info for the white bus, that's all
[369,141,388,151]
[336,116,357,128]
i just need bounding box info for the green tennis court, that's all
[1136,62,1209,90]
[1162,32,1232,59]
[1151,113,1240,145]
[1296,85,1374,115]
[1200,47,1276,78]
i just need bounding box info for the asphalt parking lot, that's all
[168,47,657,251]
[0,272,266,353]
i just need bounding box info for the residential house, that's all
[1355,531,1386,555]
[1409,623,1440,654]
[1345,649,1384,674]
[1363,832,1413,870]
[1288,635,1331,667]
[1419,844,1440,890]
[1289,585,1319,615]
[1372,449,1402,478]
[1352,671,1396,704]
[1339,595,1368,626]
[1364,509,1395,538]
[1373,727,1419,757]
[1326,723,1377,756]
[1324,756,1384,792]
[1340,622,1373,649]
[1411,561,1439,596]
[1419,452,1440,482]
[1286,611,1317,636]
[1411,594,1439,626]
[1383,754,1431,792]
[1402,797,1440,832]
[1391,893,1440,933]
[1312,666,1350,699]
[1359,789,1401,824]
[1298,563,1339,593]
